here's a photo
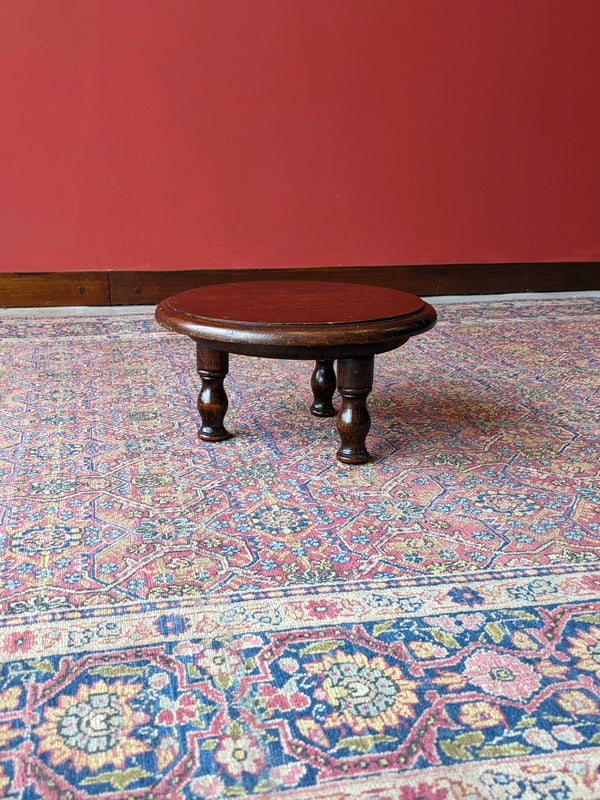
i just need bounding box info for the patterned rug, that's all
[0,295,599,799]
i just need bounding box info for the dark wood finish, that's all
[1,263,598,307]
[156,281,436,463]
[162,280,425,324]
[112,262,600,305]
[0,272,110,307]
[336,357,375,464]
[196,344,230,441]
[156,281,433,360]
[310,360,337,417]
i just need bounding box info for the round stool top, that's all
[156,280,436,358]
[161,281,425,325]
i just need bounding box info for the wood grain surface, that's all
[1,263,598,308]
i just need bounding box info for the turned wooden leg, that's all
[310,360,337,417]
[196,343,231,441]
[335,356,374,464]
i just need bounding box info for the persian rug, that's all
[0,295,599,800]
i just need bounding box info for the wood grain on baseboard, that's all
[1,263,598,307]
[0,272,110,307]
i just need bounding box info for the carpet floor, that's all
[0,295,599,799]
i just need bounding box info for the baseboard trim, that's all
[0,272,110,307]
[1,263,598,307]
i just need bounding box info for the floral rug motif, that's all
[0,296,599,798]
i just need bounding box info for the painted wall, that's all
[1,0,599,272]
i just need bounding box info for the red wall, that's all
[1,0,599,272]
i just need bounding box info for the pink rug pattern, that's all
[0,296,598,798]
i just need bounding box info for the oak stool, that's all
[155,281,436,464]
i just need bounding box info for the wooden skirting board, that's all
[1,262,599,307]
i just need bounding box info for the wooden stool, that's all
[155,281,436,464]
